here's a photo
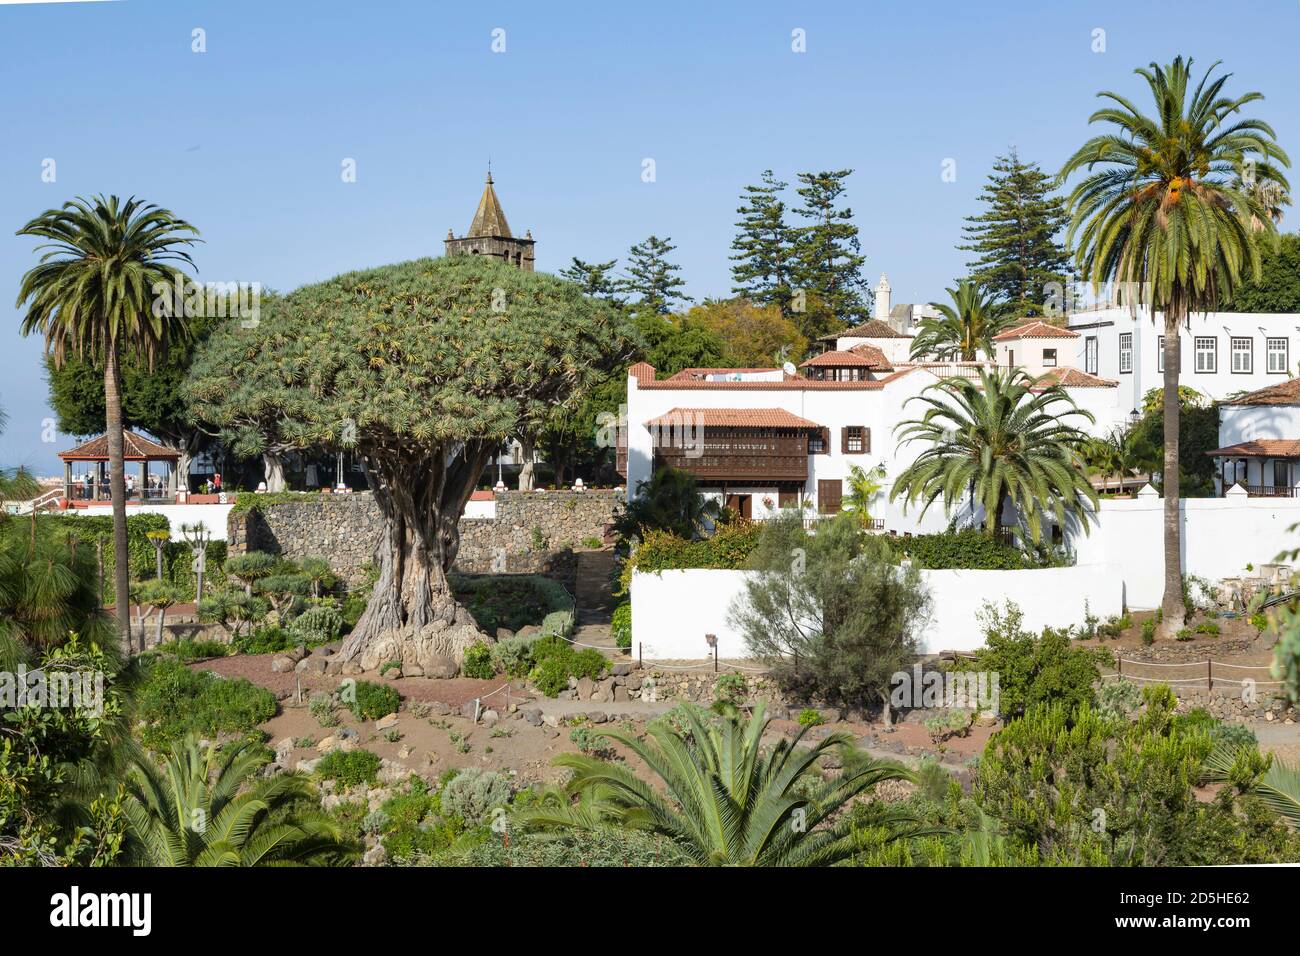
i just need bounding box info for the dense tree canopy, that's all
[682,297,807,366]
[185,255,636,669]
[1228,232,1300,313]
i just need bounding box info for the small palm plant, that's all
[910,279,1013,361]
[615,465,721,541]
[516,701,918,866]
[891,366,1098,543]
[122,735,354,866]
[844,463,886,527]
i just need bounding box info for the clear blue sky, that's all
[2,0,1298,474]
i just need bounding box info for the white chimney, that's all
[874,274,892,324]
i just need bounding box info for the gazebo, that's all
[58,431,181,504]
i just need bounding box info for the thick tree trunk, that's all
[263,452,287,492]
[104,347,131,649]
[338,441,495,671]
[1160,316,1187,635]
[517,436,536,491]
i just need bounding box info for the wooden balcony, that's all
[1245,485,1298,498]
[654,429,810,483]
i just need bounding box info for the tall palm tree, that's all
[122,735,354,866]
[1059,56,1290,633]
[890,367,1098,543]
[16,196,200,644]
[910,279,1014,361]
[1085,429,1135,495]
[517,701,919,866]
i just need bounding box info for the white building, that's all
[1210,377,1300,497]
[1066,306,1300,422]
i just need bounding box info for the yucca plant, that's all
[122,735,354,866]
[516,701,918,866]
[891,366,1098,543]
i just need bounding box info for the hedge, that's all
[620,522,762,591]
[37,513,228,603]
[902,529,1070,571]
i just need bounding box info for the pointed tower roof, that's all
[467,171,512,238]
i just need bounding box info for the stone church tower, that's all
[444,172,535,270]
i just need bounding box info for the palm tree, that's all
[615,465,721,541]
[1059,56,1289,633]
[1238,175,1291,232]
[516,701,918,866]
[122,735,354,866]
[844,463,885,527]
[910,279,1014,361]
[16,196,200,645]
[1204,743,1300,827]
[890,367,1098,543]
[1085,430,1135,496]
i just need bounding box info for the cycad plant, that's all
[16,195,200,643]
[1059,56,1289,632]
[910,279,1014,361]
[517,701,917,866]
[891,367,1098,543]
[122,735,354,866]
[1204,743,1300,828]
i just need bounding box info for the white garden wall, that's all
[70,503,234,540]
[630,563,1124,659]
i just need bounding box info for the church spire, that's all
[468,169,512,238]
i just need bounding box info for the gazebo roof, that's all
[58,430,179,462]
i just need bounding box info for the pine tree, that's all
[559,257,624,302]
[730,170,795,317]
[790,169,869,337]
[959,150,1073,316]
[622,235,692,315]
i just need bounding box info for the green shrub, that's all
[611,602,632,651]
[440,768,512,826]
[1141,618,1157,645]
[569,726,615,758]
[490,634,539,677]
[1250,612,1270,633]
[1094,679,1143,719]
[232,625,295,655]
[346,680,401,720]
[288,603,344,646]
[309,694,338,727]
[904,529,1070,571]
[136,657,276,751]
[529,656,573,696]
[315,748,382,789]
[797,708,825,727]
[712,672,747,706]
[1194,621,1220,636]
[1176,628,1193,641]
[449,573,573,635]
[620,522,763,590]
[462,641,495,679]
[957,602,1112,718]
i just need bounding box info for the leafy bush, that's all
[904,529,1070,570]
[462,641,495,679]
[611,602,632,651]
[153,638,229,662]
[1194,621,1220,636]
[232,625,295,655]
[956,602,1112,718]
[1141,618,1157,645]
[288,603,344,646]
[309,693,339,727]
[797,708,825,727]
[440,768,512,826]
[712,672,747,706]
[490,634,540,677]
[136,657,277,751]
[619,522,763,591]
[315,748,382,789]
[924,709,974,744]
[527,638,609,696]
[444,825,691,867]
[346,680,401,721]
[450,573,573,635]
[1094,679,1143,719]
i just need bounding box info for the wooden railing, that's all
[1245,485,1298,498]
[802,515,885,531]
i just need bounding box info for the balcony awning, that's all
[1206,439,1300,458]
[645,407,820,430]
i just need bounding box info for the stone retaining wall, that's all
[227,490,620,584]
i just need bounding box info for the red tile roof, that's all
[58,431,180,461]
[819,319,909,340]
[992,320,1080,342]
[631,364,919,391]
[848,344,894,369]
[645,407,821,429]
[628,362,656,385]
[1207,439,1300,458]
[1033,368,1118,388]
[1223,378,1300,406]
[800,349,882,368]
[666,367,783,380]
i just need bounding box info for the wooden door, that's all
[817,479,841,514]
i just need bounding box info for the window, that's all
[1267,337,1289,374]
[1085,336,1098,375]
[841,425,869,455]
[1274,460,1290,492]
[1231,337,1253,374]
[1157,336,1182,374]
[1119,333,1133,374]
[1194,336,1217,373]
[808,427,829,455]
[1042,348,1058,367]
